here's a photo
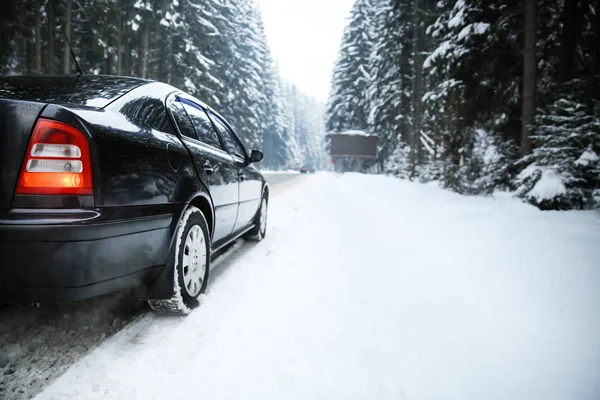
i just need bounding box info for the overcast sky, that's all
[256,0,355,103]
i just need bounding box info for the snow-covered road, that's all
[37,173,600,400]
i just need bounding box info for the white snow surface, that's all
[528,168,568,201]
[37,173,600,400]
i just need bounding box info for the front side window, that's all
[179,99,223,149]
[211,114,247,160]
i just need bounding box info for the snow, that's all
[420,136,435,155]
[527,168,568,201]
[457,22,490,41]
[448,2,465,28]
[424,40,450,69]
[336,129,373,136]
[574,148,599,167]
[36,173,600,400]
[517,163,541,181]
[358,64,371,81]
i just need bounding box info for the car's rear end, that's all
[0,76,175,303]
[0,97,47,217]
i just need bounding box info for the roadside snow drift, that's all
[37,173,600,400]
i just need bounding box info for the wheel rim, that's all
[182,224,206,297]
[259,199,268,234]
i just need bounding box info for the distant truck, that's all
[327,130,379,173]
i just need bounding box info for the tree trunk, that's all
[62,0,72,74]
[123,3,130,75]
[410,0,423,178]
[589,0,600,113]
[521,0,536,156]
[140,23,149,78]
[48,0,54,73]
[35,0,41,73]
[25,34,32,74]
[117,0,122,75]
[106,37,112,74]
[445,90,461,190]
[158,36,166,81]
[558,0,578,82]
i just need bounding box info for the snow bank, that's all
[527,168,567,201]
[37,173,600,400]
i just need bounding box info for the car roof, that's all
[0,75,149,108]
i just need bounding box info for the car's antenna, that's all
[50,0,83,76]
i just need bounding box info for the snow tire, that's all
[245,194,268,242]
[148,206,210,314]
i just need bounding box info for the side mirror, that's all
[250,150,264,163]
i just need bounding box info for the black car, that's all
[0,75,269,312]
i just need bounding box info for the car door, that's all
[208,111,262,233]
[167,94,239,242]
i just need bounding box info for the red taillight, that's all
[16,118,93,195]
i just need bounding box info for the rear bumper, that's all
[0,208,175,303]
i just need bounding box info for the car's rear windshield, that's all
[0,75,146,108]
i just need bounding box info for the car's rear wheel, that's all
[148,206,210,313]
[245,195,268,242]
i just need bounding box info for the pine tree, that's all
[385,141,411,178]
[281,81,327,170]
[368,0,413,169]
[325,0,375,134]
[516,83,600,209]
[324,0,600,209]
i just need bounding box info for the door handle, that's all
[239,173,246,181]
[203,161,214,175]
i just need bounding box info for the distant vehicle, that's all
[0,75,269,312]
[300,166,316,174]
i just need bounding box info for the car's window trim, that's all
[175,95,226,152]
[180,134,234,161]
[166,93,233,160]
[207,110,249,162]
[166,92,198,140]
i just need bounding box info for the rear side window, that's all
[179,99,222,149]
[211,114,247,160]
[169,99,196,139]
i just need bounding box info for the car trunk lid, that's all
[0,99,46,213]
